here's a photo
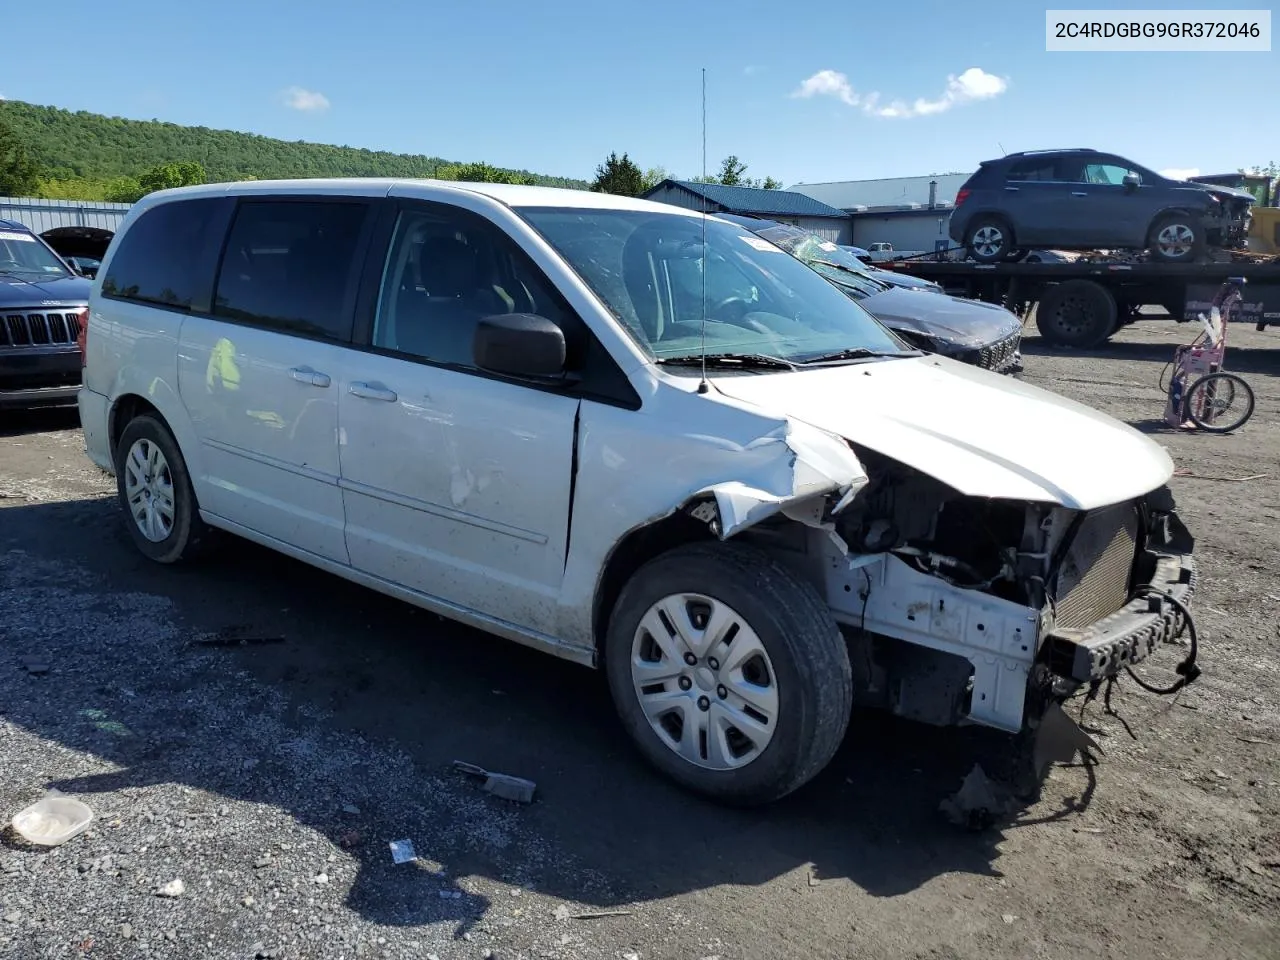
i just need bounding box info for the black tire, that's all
[965,217,1013,264]
[1183,372,1255,433]
[604,541,852,806]
[1035,280,1118,348]
[114,414,210,564]
[1148,213,1204,264]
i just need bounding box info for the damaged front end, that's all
[693,442,1197,744]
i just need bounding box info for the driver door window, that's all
[372,208,578,369]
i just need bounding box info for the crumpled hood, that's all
[710,354,1174,510]
[861,285,1022,348]
[0,273,91,306]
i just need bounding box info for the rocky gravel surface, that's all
[0,316,1277,959]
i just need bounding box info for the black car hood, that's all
[0,273,92,307]
[872,269,942,292]
[860,285,1022,348]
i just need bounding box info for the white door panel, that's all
[177,314,349,562]
[338,351,577,634]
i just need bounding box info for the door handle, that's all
[289,366,331,388]
[349,381,398,403]
[1071,191,1088,197]
[1004,186,1019,192]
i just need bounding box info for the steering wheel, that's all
[711,296,753,322]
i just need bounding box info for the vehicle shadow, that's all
[0,405,80,438]
[1019,338,1280,378]
[2,497,1098,932]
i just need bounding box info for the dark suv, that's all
[0,219,92,409]
[950,149,1255,264]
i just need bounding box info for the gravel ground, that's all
[0,316,1277,960]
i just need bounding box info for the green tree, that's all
[1239,160,1278,177]
[761,176,782,190]
[137,160,207,195]
[717,155,748,186]
[0,119,41,197]
[103,176,145,203]
[590,151,645,196]
[640,166,670,193]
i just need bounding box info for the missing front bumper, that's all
[1046,549,1196,684]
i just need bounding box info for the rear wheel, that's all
[1183,373,1255,433]
[604,542,852,806]
[1149,214,1203,263]
[1035,280,1118,348]
[966,217,1013,264]
[114,414,209,563]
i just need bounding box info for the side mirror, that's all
[1123,172,1141,189]
[473,313,567,380]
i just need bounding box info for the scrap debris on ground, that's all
[0,318,1276,960]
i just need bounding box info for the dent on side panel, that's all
[557,386,868,647]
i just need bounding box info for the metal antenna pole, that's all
[697,67,710,395]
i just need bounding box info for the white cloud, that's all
[792,67,1008,119]
[1159,167,1200,180]
[280,86,330,112]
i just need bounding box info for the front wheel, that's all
[604,542,852,806]
[1149,214,1204,263]
[1183,372,1255,433]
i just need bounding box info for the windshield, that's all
[746,223,889,299]
[0,229,71,279]
[518,208,907,365]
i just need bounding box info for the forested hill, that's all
[1,100,587,190]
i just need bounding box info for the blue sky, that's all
[3,0,1276,185]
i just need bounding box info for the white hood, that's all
[710,355,1174,510]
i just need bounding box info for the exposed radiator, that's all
[1054,503,1140,630]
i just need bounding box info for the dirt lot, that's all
[1,318,1277,960]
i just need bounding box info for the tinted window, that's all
[373,205,582,369]
[214,200,368,341]
[1005,159,1059,182]
[102,198,222,310]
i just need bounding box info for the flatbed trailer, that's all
[878,258,1280,348]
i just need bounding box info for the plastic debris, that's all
[389,840,417,864]
[11,794,93,846]
[155,878,185,898]
[939,765,1015,830]
[452,761,536,804]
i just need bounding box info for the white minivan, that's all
[79,179,1198,805]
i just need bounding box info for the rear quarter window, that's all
[101,198,225,311]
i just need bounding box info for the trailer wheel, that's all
[1035,280,1117,348]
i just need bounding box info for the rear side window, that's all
[101,198,223,310]
[213,200,369,342]
[1005,159,1060,182]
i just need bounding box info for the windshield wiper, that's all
[799,347,919,365]
[656,352,797,370]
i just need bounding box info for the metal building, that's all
[641,180,852,243]
[0,196,133,234]
[787,173,971,255]
[0,196,132,259]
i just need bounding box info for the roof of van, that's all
[134,178,686,214]
[0,218,33,232]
